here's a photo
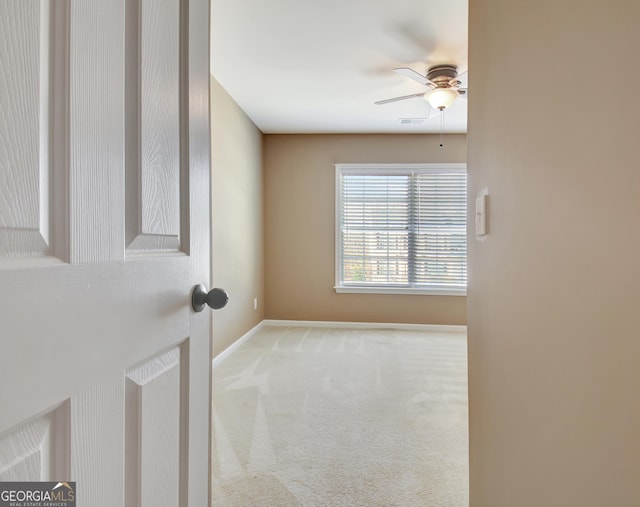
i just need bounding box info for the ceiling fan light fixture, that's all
[425,87,459,111]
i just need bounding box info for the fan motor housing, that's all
[427,64,458,84]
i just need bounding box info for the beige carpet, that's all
[212,325,469,506]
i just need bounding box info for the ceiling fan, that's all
[375,64,467,114]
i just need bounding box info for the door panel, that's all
[125,346,183,507]
[0,405,68,481]
[0,0,211,505]
[0,0,56,260]
[127,0,183,254]
[139,0,180,241]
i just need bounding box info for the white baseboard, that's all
[263,319,467,334]
[213,319,467,366]
[212,321,266,368]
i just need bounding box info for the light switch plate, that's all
[476,194,487,236]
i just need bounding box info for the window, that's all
[335,164,467,296]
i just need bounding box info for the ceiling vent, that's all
[399,118,426,125]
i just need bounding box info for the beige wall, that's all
[468,2,640,506]
[210,77,264,357]
[263,134,467,325]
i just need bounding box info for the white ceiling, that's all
[210,0,468,134]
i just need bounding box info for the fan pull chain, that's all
[439,110,445,147]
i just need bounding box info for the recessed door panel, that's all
[125,346,184,507]
[0,1,61,262]
[126,0,183,256]
[0,404,69,481]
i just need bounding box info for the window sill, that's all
[334,286,466,297]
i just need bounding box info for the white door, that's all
[0,0,212,505]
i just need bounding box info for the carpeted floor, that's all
[212,325,469,506]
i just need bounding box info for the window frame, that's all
[334,163,467,297]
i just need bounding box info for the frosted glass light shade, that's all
[425,88,459,110]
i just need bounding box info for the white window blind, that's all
[336,164,467,295]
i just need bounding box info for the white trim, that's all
[335,164,342,287]
[263,319,467,334]
[334,163,467,173]
[212,321,266,368]
[334,285,466,296]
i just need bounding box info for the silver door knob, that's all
[192,285,229,312]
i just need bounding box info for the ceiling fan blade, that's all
[374,92,426,105]
[394,67,434,86]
